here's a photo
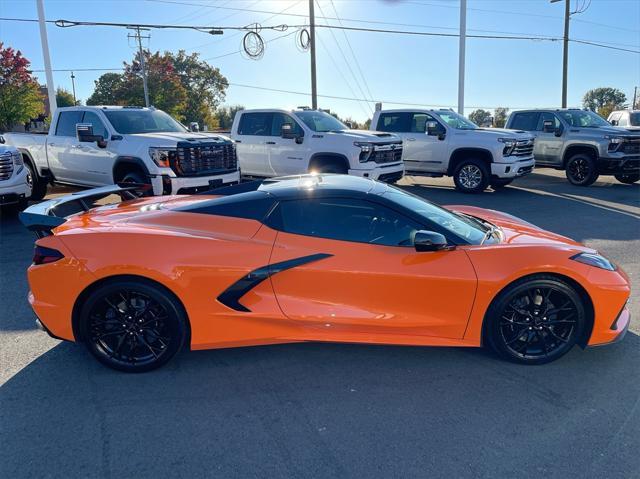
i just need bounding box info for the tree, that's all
[56,87,77,107]
[214,105,244,130]
[86,73,124,105]
[493,107,509,128]
[469,109,492,127]
[0,43,43,131]
[364,118,372,130]
[582,87,627,117]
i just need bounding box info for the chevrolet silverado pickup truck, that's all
[506,108,640,185]
[0,144,31,211]
[371,108,535,193]
[230,108,405,182]
[3,106,240,199]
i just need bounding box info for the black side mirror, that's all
[610,119,618,126]
[414,230,449,252]
[76,123,106,148]
[345,121,353,129]
[189,122,200,132]
[281,123,303,143]
[426,121,445,140]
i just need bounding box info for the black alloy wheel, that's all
[80,280,187,372]
[486,276,585,365]
[565,154,599,186]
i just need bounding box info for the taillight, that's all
[33,245,64,265]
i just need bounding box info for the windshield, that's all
[435,111,478,130]
[103,109,187,134]
[294,110,348,132]
[630,113,640,126]
[383,187,495,245]
[557,110,610,128]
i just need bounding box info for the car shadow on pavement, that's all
[1,335,638,479]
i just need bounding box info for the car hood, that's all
[127,131,232,143]
[567,125,640,137]
[469,128,533,139]
[325,129,401,142]
[446,205,592,249]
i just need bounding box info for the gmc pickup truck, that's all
[371,108,535,193]
[2,106,240,199]
[0,144,31,210]
[230,108,405,183]
[506,108,640,185]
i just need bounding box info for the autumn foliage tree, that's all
[0,43,44,131]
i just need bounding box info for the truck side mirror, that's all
[189,122,200,132]
[542,120,555,133]
[610,119,618,126]
[76,123,106,148]
[426,121,445,140]
[345,121,353,129]
[414,230,449,252]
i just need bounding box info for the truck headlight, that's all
[570,252,616,271]
[12,151,24,174]
[498,138,517,156]
[354,142,374,163]
[149,147,176,168]
[605,135,624,152]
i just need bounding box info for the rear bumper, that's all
[150,169,241,195]
[349,162,404,181]
[491,157,535,179]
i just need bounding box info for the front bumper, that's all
[597,155,640,175]
[349,162,404,182]
[150,169,241,195]
[587,303,630,348]
[0,167,32,205]
[491,157,535,179]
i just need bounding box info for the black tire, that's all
[614,173,639,184]
[453,158,490,193]
[311,158,348,174]
[490,178,513,190]
[120,169,153,196]
[24,160,48,201]
[565,154,599,186]
[79,279,188,372]
[485,275,586,365]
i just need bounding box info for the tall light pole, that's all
[36,0,57,116]
[309,0,318,109]
[457,0,467,115]
[70,71,77,105]
[551,0,570,108]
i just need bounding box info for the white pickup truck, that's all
[230,108,405,182]
[371,108,536,193]
[3,106,240,199]
[0,144,32,210]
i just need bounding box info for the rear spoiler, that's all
[19,184,149,238]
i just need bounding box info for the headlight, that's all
[12,151,24,174]
[354,141,374,162]
[498,138,516,156]
[149,147,176,168]
[605,135,624,152]
[570,252,616,271]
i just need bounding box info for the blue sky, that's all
[1,0,639,122]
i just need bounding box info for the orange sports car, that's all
[20,175,630,372]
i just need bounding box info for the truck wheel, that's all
[24,161,48,201]
[614,173,639,184]
[490,178,513,190]
[121,170,153,196]
[453,159,490,193]
[565,154,599,186]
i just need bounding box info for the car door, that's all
[267,197,477,340]
[403,112,448,174]
[66,111,116,185]
[267,113,308,175]
[235,112,271,176]
[47,110,84,184]
[533,112,564,166]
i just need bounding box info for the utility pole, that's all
[551,0,570,108]
[457,0,466,115]
[128,26,151,107]
[633,86,638,109]
[36,0,57,116]
[309,0,318,110]
[70,71,77,105]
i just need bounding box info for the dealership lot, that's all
[1,170,638,478]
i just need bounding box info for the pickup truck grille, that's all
[371,143,403,164]
[0,153,14,181]
[513,139,534,157]
[173,142,237,177]
[621,141,640,155]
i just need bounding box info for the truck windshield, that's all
[102,109,187,134]
[436,111,478,130]
[294,110,348,132]
[558,110,610,128]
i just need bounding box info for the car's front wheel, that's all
[79,279,188,372]
[565,154,599,186]
[614,172,639,184]
[453,159,490,193]
[485,276,586,365]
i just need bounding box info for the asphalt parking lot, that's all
[1,169,638,479]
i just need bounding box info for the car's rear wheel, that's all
[565,154,599,186]
[79,280,187,372]
[453,159,490,193]
[485,276,586,365]
[614,172,639,184]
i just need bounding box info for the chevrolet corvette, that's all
[20,175,630,372]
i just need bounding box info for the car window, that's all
[509,112,540,131]
[271,197,422,247]
[617,113,628,126]
[377,112,410,132]
[81,111,109,139]
[630,112,640,126]
[237,112,272,136]
[536,112,561,131]
[102,109,187,134]
[435,111,477,130]
[410,113,435,133]
[271,113,304,137]
[558,110,610,128]
[55,111,84,137]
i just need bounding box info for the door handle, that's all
[48,143,56,147]
[406,137,416,141]
[265,141,276,145]
[235,140,242,143]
